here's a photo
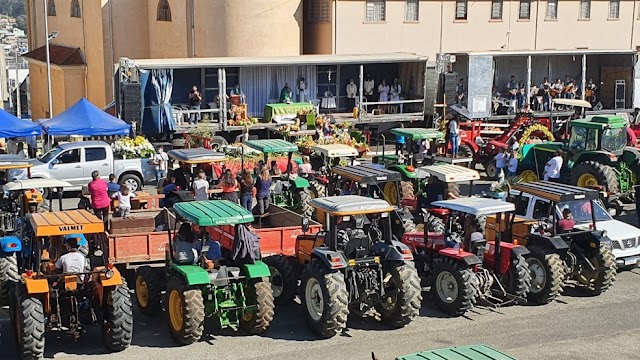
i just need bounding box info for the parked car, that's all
[9,141,156,192]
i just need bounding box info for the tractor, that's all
[487,181,617,305]
[517,115,640,209]
[244,139,313,218]
[305,143,360,199]
[295,195,421,338]
[401,197,531,316]
[11,209,133,359]
[133,201,274,345]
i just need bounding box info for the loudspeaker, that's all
[121,83,142,123]
[614,80,625,109]
[437,72,458,107]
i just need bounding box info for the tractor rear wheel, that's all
[375,261,422,327]
[458,144,474,167]
[0,254,19,306]
[135,266,163,316]
[383,182,399,205]
[570,161,619,194]
[166,276,205,345]
[576,243,617,296]
[424,213,445,234]
[263,255,299,304]
[484,160,498,180]
[431,257,477,316]
[495,254,531,301]
[102,280,134,352]
[240,278,275,334]
[526,246,565,305]
[295,188,314,219]
[14,284,45,360]
[309,181,326,199]
[518,163,540,183]
[300,260,349,338]
[400,181,415,200]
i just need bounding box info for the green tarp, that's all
[245,139,298,153]
[264,102,314,122]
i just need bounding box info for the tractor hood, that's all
[574,220,640,241]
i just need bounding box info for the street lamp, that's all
[43,0,58,118]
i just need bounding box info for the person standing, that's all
[506,76,517,101]
[188,85,202,125]
[111,185,136,218]
[192,170,210,201]
[448,116,459,158]
[88,170,110,222]
[107,174,120,195]
[279,83,293,103]
[153,146,169,184]
[543,149,564,182]
[364,74,375,99]
[377,80,389,113]
[517,80,526,110]
[395,124,406,156]
[506,150,518,178]
[389,78,402,114]
[229,83,246,104]
[494,148,507,177]
[346,79,357,111]
[216,169,238,203]
[297,78,307,102]
[174,162,192,191]
[239,170,255,212]
[254,167,272,215]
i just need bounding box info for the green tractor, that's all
[518,115,640,209]
[245,139,314,218]
[134,201,274,345]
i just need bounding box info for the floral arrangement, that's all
[277,124,300,137]
[112,136,155,159]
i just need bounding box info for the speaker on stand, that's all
[614,80,625,109]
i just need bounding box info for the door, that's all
[50,149,82,186]
[83,147,110,183]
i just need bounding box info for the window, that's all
[71,0,81,18]
[307,0,330,23]
[491,0,503,20]
[609,0,620,19]
[157,0,172,21]
[47,0,56,16]
[512,195,530,216]
[455,0,468,20]
[56,149,80,164]
[365,0,386,22]
[602,127,626,152]
[533,200,550,219]
[580,0,590,19]
[519,0,531,19]
[85,148,107,162]
[405,0,419,22]
[546,0,557,19]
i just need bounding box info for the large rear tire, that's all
[263,256,300,304]
[424,213,445,234]
[103,281,134,352]
[14,285,45,360]
[309,181,326,199]
[495,254,531,300]
[431,257,477,317]
[526,246,565,305]
[300,260,349,338]
[240,279,275,334]
[375,261,422,327]
[295,188,314,219]
[400,181,415,200]
[576,243,617,296]
[134,266,163,316]
[0,254,19,306]
[570,161,619,194]
[166,276,205,345]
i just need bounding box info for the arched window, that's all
[47,0,56,16]
[71,0,81,18]
[157,0,172,21]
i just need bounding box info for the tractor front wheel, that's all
[295,188,314,219]
[484,160,498,180]
[526,246,565,305]
[14,285,45,360]
[0,254,19,306]
[570,161,619,194]
[263,255,300,304]
[431,257,477,316]
[240,278,275,334]
[300,260,349,338]
[135,266,163,316]
[166,276,205,345]
[576,243,617,296]
[309,181,326,199]
[495,254,531,301]
[375,261,422,327]
[102,281,134,352]
[518,163,540,183]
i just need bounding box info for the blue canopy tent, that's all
[140,69,175,136]
[39,98,131,136]
[0,109,41,138]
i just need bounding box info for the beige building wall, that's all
[63,66,87,107]
[147,0,189,58]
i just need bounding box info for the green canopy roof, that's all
[245,139,298,153]
[174,200,254,226]
[570,115,627,130]
[396,345,518,360]
[390,128,444,140]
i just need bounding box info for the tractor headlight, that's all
[105,270,114,279]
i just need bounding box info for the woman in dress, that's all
[377,79,389,113]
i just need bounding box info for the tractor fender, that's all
[622,147,640,166]
[242,260,272,279]
[437,248,482,266]
[99,268,124,287]
[574,152,616,166]
[372,240,414,262]
[311,247,348,270]
[485,242,529,274]
[388,165,417,180]
[462,139,479,153]
[0,236,21,254]
[170,264,211,286]
[527,234,570,250]
[292,176,310,189]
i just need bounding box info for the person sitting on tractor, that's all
[543,149,564,182]
[107,174,120,196]
[558,208,575,233]
[54,237,89,279]
[269,160,282,177]
[173,223,216,269]
[298,156,313,175]
[418,176,458,212]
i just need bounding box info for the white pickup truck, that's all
[505,189,640,269]
[8,141,156,192]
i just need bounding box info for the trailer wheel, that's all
[576,243,617,296]
[295,187,314,219]
[103,280,134,352]
[166,276,205,345]
[263,255,300,304]
[301,260,349,338]
[135,266,163,316]
[495,254,531,302]
[14,285,45,360]
[431,257,477,317]
[240,278,275,334]
[526,246,565,305]
[0,254,19,306]
[375,261,422,327]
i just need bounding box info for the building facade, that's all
[24,0,640,120]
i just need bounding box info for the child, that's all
[111,184,136,218]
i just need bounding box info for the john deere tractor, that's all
[245,139,313,218]
[518,115,640,207]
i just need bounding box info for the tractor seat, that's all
[208,266,243,286]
